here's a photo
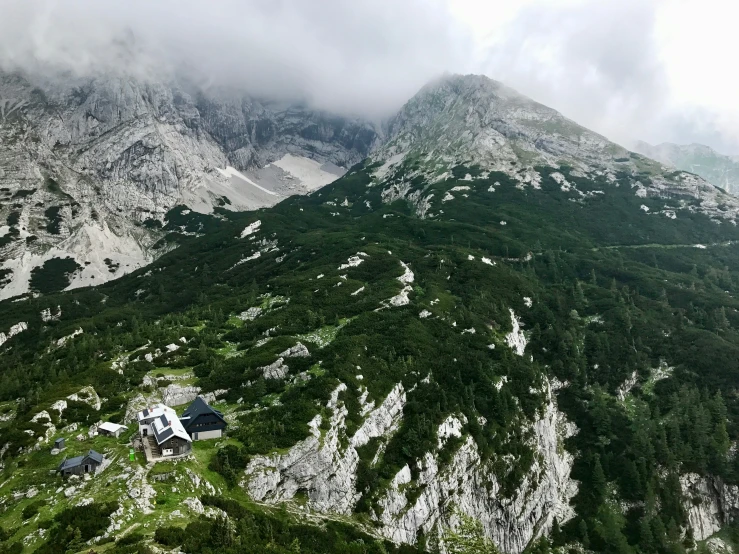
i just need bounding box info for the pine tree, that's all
[578,519,590,549]
[591,454,608,507]
[638,515,657,553]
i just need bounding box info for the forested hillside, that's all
[1,148,739,553]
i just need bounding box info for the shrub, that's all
[154,526,186,546]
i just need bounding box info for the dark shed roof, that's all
[58,450,103,472]
[87,450,104,464]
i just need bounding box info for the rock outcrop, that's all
[243,378,577,553]
[680,473,739,541]
[160,384,201,407]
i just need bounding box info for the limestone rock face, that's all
[161,384,201,407]
[0,70,379,300]
[258,358,290,380]
[279,342,310,358]
[680,473,739,541]
[243,379,578,554]
[244,383,405,514]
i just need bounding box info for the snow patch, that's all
[217,167,277,196]
[269,154,342,191]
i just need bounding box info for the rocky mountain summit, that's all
[634,140,739,195]
[0,70,379,299]
[373,75,739,230]
[376,74,627,185]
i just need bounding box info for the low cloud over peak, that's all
[0,0,736,153]
[0,0,471,119]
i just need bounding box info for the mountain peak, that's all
[375,72,629,188]
[634,140,739,194]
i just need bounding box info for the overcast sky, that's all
[0,0,736,154]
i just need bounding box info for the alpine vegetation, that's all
[2,71,739,554]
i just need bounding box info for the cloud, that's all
[0,0,472,118]
[475,0,668,147]
[0,0,736,152]
[468,0,739,154]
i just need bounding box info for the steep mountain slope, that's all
[375,76,739,226]
[2,75,739,554]
[0,71,378,300]
[634,140,739,195]
[376,74,626,185]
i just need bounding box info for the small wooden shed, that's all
[98,422,128,438]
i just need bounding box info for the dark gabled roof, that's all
[180,396,225,431]
[58,455,83,472]
[58,450,103,471]
[86,450,104,464]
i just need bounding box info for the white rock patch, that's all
[41,306,62,322]
[437,414,466,449]
[259,358,289,380]
[505,309,527,356]
[240,220,262,238]
[0,321,28,348]
[57,328,83,347]
[387,262,415,307]
[338,252,368,270]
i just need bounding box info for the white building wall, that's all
[193,429,223,440]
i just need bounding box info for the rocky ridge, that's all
[372,75,739,227]
[244,373,577,554]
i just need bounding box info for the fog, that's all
[0,0,472,119]
[0,0,736,153]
